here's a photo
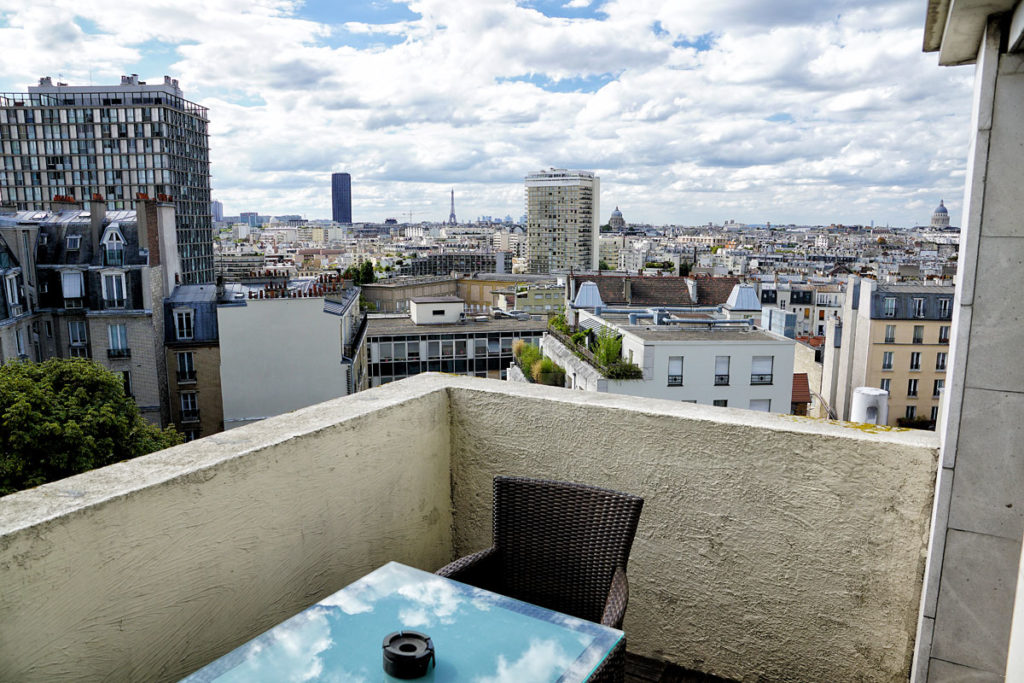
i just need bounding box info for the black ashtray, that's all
[382,630,435,679]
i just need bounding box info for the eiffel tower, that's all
[447,188,457,225]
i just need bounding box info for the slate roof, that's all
[575,275,693,306]
[692,275,740,306]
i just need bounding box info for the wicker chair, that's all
[437,476,644,682]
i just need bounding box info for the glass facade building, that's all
[0,76,213,283]
[332,172,351,224]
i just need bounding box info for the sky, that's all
[0,0,974,226]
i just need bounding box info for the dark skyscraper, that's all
[332,173,352,224]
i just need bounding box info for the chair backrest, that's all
[492,476,644,623]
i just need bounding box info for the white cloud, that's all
[0,0,972,225]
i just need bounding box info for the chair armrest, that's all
[601,565,629,629]
[435,546,500,586]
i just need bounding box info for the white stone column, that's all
[913,14,1024,682]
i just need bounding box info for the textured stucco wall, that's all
[445,378,937,683]
[0,382,452,682]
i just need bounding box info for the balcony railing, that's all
[180,409,200,422]
[177,369,197,383]
[106,347,130,359]
[0,375,939,683]
[667,375,682,386]
[103,297,126,309]
[714,374,730,386]
[750,373,773,385]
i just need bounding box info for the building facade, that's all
[824,277,953,427]
[525,169,600,273]
[398,251,511,277]
[0,75,213,283]
[163,285,222,440]
[357,298,546,389]
[0,199,182,425]
[331,173,352,224]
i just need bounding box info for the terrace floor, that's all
[626,654,735,682]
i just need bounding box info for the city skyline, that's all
[0,0,973,226]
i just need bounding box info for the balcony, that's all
[750,373,773,385]
[714,374,730,386]
[106,347,130,359]
[0,374,937,682]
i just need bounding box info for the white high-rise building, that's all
[525,168,599,273]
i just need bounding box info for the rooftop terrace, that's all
[0,374,937,682]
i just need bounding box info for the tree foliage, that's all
[0,359,182,496]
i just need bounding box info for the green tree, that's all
[679,262,691,276]
[599,259,611,271]
[360,260,376,284]
[0,359,182,496]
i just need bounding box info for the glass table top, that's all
[182,561,623,682]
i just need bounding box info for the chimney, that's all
[89,198,106,254]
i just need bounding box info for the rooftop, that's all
[0,375,938,682]
[365,314,546,336]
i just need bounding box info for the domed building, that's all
[931,200,950,228]
[608,206,626,230]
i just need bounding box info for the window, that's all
[906,405,917,419]
[936,352,947,371]
[177,351,196,382]
[44,320,52,338]
[121,370,132,397]
[713,399,728,407]
[102,272,126,308]
[884,325,896,343]
[749,399,771,412]
[880,378,891,393]
[184,429,200,442]
[931,406,939,422]
[910,352,921,371]
[883,297,896,317]
[174,309,194,340]
[913,298,926,318]
[180,392,199,422]
[667,357,683,386]
[714,356,730,385]
[939,326,950,343]
[912,325,924,344]
[66,234,81,250]
[907,378,918,397]
[751,356,773,385]
[882,351,893,370]
[432,309,445,316]
[933,379,945,398]
[61,270,84,308]
[939,298,951,318]
[107,324,129,358]
[68,320,87,346]
[16,328,25,357]
[103,230,124,266]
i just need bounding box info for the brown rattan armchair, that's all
[437,476,644,681]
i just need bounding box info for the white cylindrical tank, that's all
[851,387,889,425]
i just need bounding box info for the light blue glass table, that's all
[183,561,623,682]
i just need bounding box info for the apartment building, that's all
[398,251,511,277]
[356,297,546,389]
[163,285,222,440]
[525,168,600,273]
[544,309,794,412]
[0,75,213,283]
[824,277,953,426]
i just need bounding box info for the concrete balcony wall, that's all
[447,378,938,683]
[0,386,452,682]
[1,374,938,683]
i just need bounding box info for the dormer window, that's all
[102,226,125,266]
[66,235,81,250]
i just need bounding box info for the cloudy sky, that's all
[0,0,974,226]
